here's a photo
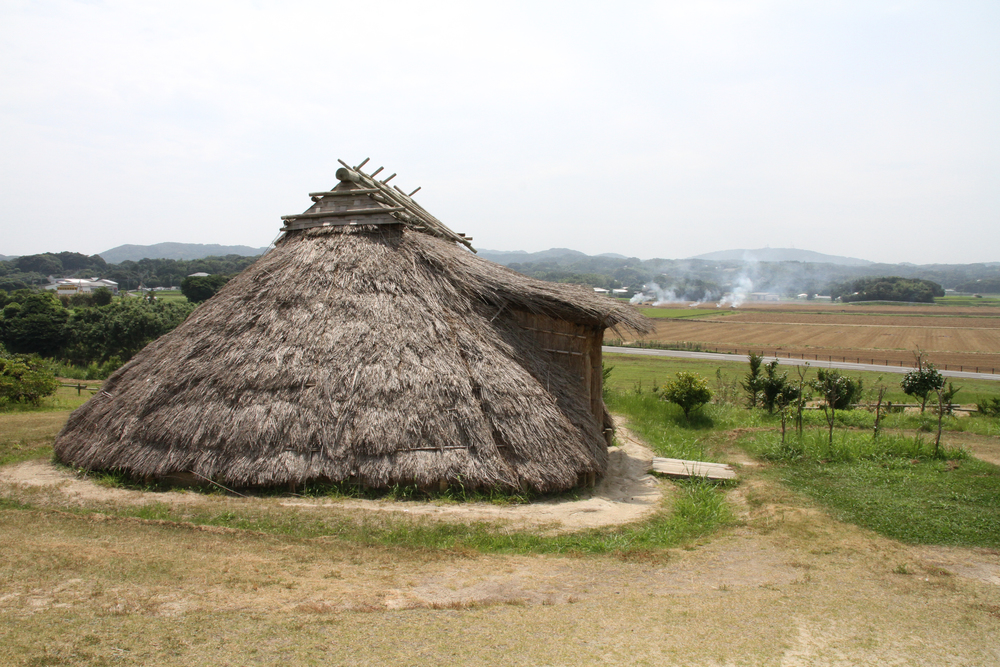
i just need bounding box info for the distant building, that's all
[593,287,610,294]
[44,277,119,295]
[187,272,211,277]
[749,292,780,302]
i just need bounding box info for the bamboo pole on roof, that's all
[335,161,476,253]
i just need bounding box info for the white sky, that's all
[2,1,998,264]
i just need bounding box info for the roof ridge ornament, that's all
[279,159,475,252]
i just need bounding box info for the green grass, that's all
[152,289,189,304]
[739,427,1000,547]
[0,411,68,465]
[0,384,95,414]
[604,351,1000,405]
[9,477,731,557]
[935,295,1000,306]
[603,353,746,394]
[637,307,725,319]
[604,389,755,460]
[776,457,1000,547]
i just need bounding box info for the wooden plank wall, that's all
[511,311,604,432]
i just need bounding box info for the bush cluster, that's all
[0,351,59,406]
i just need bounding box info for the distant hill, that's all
[0,254,17,262]
[99,242,269,263]
[689,248,872,266]
[477,248,590,265]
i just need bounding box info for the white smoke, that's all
[718,275,753,308]
[688,290,717,307]
[629,282,683,306]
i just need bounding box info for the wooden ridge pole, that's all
[335,160,476,252]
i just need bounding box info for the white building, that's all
[44,277,119,295]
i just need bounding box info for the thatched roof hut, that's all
[54,161,649,493]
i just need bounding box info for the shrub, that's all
[760,359,800,414]
[901,364,945,413]
[0,354,59,406]
[656,371,713,420]
[975,397,1000,417]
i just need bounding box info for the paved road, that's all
[602,346,1000,382]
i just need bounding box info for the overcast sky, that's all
[2,1,998,264]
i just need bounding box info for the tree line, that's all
[828,276,945,303]
[0,289,195,379]
[0,252,260,292]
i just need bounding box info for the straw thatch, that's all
[54,175,649,493]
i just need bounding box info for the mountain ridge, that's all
[99,242,269,263]
[688,248,872,266]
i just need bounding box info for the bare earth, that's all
[1,428,998,665]
[641,302,1000,370]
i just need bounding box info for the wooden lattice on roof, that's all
[280,158,476,252]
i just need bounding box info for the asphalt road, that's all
[602,346,1000,382]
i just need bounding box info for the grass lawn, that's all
[604,346,1000,550]
[637,307,726,319]
[604,351,1000,405]
[737,426,1000,548]
[150,289,188,304]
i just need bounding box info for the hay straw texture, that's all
[54,221,648,492]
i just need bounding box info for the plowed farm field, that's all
[632,302,1000,372]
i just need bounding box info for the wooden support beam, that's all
[308,189,378,197]
[281,207,403,221]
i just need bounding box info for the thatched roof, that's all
[54,166,649,492]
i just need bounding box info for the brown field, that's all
[634,302,1000,371]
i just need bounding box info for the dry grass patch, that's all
[2,483,1000,666]
[0,411,67,465]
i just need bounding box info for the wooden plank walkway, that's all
[651,457,737,481]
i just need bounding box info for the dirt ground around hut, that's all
[2,433,1000,664]
[0,426,663,532]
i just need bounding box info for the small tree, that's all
[870,376,888,440]
[939,382,961,415]
[794,364,810,438]
[741,351,765,409]
[900,351,944,413]
[658,371,713,420]
[812,369,861,452]
[760,360,800,414]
